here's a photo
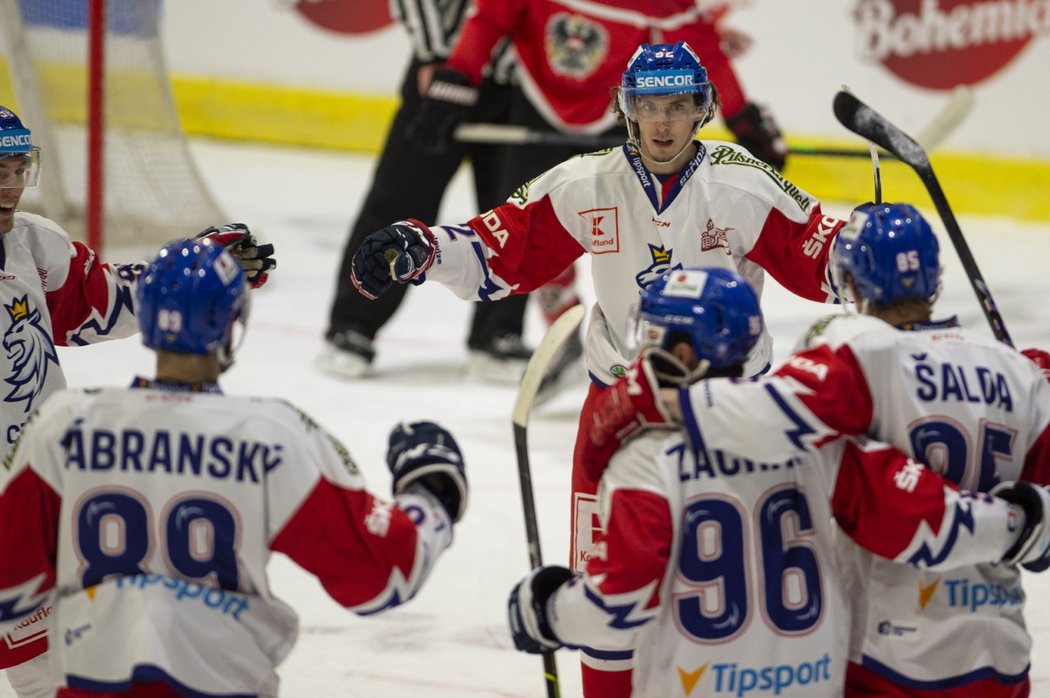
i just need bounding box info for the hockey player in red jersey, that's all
[0,238,467,697]
[506,266,1050,697]
[768,203,1050,697]
[350,41,845,693]
[0,106,275,698]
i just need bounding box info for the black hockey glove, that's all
[196,223,277,289]
[508,565,575,654]
[387,420,468,523]
[725,102,788,172]
[993,481,1050,572]
[350,219,436,300]
[406,67,478,154]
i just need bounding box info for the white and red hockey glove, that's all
[351,219,437,300]
[1022,348,1050,383]
[196,223,276,289]
[581,349,680,483]
[992,481,1050,572]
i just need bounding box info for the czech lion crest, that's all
[3,295,59,413]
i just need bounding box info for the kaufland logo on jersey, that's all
[854,0,1050,88]
[635,70,695,93]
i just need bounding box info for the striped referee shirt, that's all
[391,0,515,83]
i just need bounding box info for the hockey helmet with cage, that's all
[137,238,248,367]
[635,267,763,372]
[618,42,714,125]
[831,202,941,307]
[0,106,41,188]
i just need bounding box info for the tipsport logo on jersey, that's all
[675,653,834,697]
[909,574,1024,614]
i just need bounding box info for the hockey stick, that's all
[511,303,586,698]
[833,90,1014,348]
[455,86,973,158]
[455,122,898,158]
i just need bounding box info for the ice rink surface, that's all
[8,139,1050,697]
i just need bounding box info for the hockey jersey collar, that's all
[130,376,223,394]
[896,316,960,332]
[622,141,706,215]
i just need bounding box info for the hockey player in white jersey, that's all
[0,238,467,697]
[349,41,848,694]
[507,266,1050,697]
[0,106,276,698]
[766,202,1050,697]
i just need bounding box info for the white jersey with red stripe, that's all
[0,382,453,695]
[778,312,1050,692]
[542,374,1025,697]
[424,142,843,383]
[0,212,143,464]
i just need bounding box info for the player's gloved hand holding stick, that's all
[992,481,1050,572]
[388,420,468,523]
[508,565,575,654]
[407,67,478,155]
[350,219,437,300]
[196,223,277,288]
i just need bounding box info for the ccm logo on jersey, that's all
[802,216,840,259]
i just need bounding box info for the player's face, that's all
[0,155,29,235]
[634,95,701,172]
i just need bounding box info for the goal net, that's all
[0,0,227,251]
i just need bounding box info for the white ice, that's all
[8,139,1050,697]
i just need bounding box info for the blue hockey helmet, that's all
[0,106,41,188]
[618,42,714,124]
[137,238,247,365]
[636,267,763,371]
[831,202,941,307]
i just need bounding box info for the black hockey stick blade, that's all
[833,90,1014,348]
[512,304,584,698]
[833,91,929,169]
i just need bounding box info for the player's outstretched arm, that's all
[196,223,277,289]
[351,219,437,300]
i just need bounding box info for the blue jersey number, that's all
[909,417,1014,491]
[76,490,240,589]
[676,486,822,642]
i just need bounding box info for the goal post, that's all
[0,0,228,252]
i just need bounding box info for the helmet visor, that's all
[0,149,41,188]
[619,85,711,122]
